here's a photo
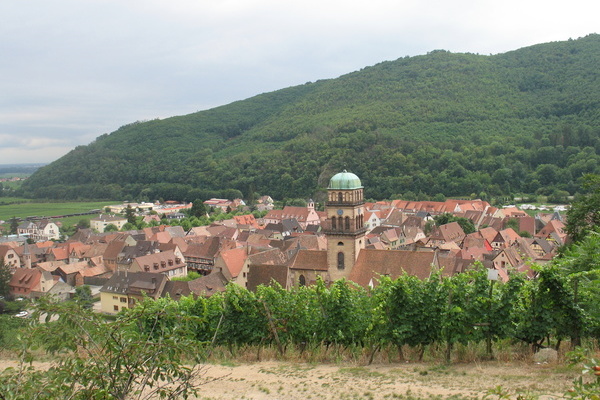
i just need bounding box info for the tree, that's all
[104,223,118,232]
[0,261,11,299]
[0,299,208,400]
[566,174,600,243]
[190,199,207,218]
[505,218,519,232]
[553,231,600,342]
[121,222,136,231]
[9,217,18,235]
[73,285,94,309]
[76,219,90,229]
[125,204,137,225]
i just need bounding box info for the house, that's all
[117,240,161,270]
[99,271,168,314]
[75,264,112,286]
[9,267,57,299]
[255,195,274,212]
[187,272,229,297]
[90,214,127,232]
[233,214,259,230]
[491,228,521,249]
[492,243,537,280]
[427,222,466,247]
[55,261,89,286]
[213,247,249,286]
[183,237,237,275]
[364,210,381,232]
[522,237,556,259]
[129,250,187,278]
[535,220,568,246]
[247,264,289,291]
[0,244,21,272]
[17,219,60,241]
[348,249,440,289]
[264,202,321,229]
[203,198,245,212]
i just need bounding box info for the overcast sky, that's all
[1,0,598,165]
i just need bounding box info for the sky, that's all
[1,0,598,165]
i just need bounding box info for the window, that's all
[337,252,345,270]
[345,216,350,230]
[113,296,118,300]
[338,241,344,246]
[120,297,127,303]
[299,274,306,286]
[331,217,336,229]
[338,192,343,203]
[113,305,119,311]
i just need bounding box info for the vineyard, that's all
[2,254,599,399]
[133,258,598,363]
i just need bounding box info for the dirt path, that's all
[0,358,575,399]
[194,361,573,399]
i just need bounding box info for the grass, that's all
[0,199,115,219]
[0,199,117,233]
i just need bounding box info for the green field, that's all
[0,199,117,224]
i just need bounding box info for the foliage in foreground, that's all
[0,300,209,400]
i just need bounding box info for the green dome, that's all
[328,170,362,190]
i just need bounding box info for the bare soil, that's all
[0,358,580,399]
[193,360,575,399]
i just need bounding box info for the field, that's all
[0,199,116,230]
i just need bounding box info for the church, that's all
[287,171,448,288]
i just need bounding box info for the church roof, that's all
[328,170,362,190]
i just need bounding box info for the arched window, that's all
[338,192,343,203]
[331,217,336,230]
[337,252,345,270]
[299,274,306,287]
[345,216,350,230]
[337,241,344,246]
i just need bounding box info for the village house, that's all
[263,200,322,229]
[128,250,187,278]
[17,219,60,241]
[203,198,245,212]
[0,244,21,272]
[426,222,466,247]
[255,195,274,212]
[535,219,568,246]
[9,267,57,299]
[90,214,127,232]
[100,271,168,314]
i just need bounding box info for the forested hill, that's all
[22,34,600,202]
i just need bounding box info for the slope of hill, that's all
[22,34,600,202]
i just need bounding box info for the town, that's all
[1,170,568,315]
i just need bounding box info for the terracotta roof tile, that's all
[349,249,437,287]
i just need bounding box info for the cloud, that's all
[0,0,598,164]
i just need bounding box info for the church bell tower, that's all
[324,170,366,281]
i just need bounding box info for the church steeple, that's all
[324,170,366,280]
[23,242,32,269]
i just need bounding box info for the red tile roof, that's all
[349,249,438,287]
[289,250,328,271]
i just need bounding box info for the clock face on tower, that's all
[337,209,343,215]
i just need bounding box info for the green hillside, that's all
[22,34,600,202]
